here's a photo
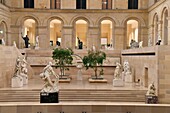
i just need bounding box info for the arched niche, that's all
[0,21,7,45]
[126,20,139,48]
[75,19,88,49]
[162,9,168,45]
[49,19,62,47]
[22,19,37,48]
[100,20,114,49]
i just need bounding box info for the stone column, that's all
[37,26,49,49]
[114,26,124,49]
[167,17,170,45]
[62,25,73,49]
[157,20,163,41]
[88,26,100,50]
[140,26,148,47]
[148,24,154,46]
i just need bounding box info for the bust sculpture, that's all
[40,62,59,93]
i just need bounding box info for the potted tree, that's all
[83,50,106,81]
[52,48,73,80]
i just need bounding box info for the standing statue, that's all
[35,36,40,49]
[146,83,156,96]
[122,61,132,82]
[1,38,5,45]
[39,62,59,93]
[12,56,24,87]
[114,62,122,79]
[20,57,28,84]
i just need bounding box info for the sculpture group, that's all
[12,56,28,87]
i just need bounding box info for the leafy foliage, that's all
[83,50,106,79]
[52,48,73,77]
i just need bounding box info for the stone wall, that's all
[121,45,170,104]
[0,45,34,88]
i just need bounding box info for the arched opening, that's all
[75,19,88,49]
[23,19,36,48]
[50,19,62,47]
[100,20,113,49]
[0,21,7,45]
[126,20,138,48]
[162,9,168,45]
[153,14,159,44]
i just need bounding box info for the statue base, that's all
[113,79,124,87]
[145,95,158,104]
[11,76,23,88]
[40,92,59,103]
[23,77,28,85]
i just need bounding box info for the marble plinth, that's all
[125,73,133,83]
[113,79,124,87]
[59,78,71,83]
[23,77,28,85]
[89,78,107,83]
[11,76,23,88]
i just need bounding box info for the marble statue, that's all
[20,57,28,84]
[114,62,122,79]
[40,62,59,93]
[35,36,40,49]
[139,41,143,48]
[92,44,96,51]
[1,38,5,45]
[122,61,133,82]
[146,83,156,96]
[13,41,17,47]
[130,39,139,49]
[113,62,124,87]
[12,56,23,87]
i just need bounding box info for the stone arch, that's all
[0,19,8,45]
[121,16,146,27]
[152,13,159,45]
[95,16,119,26]
[161,7,169,45]
[70,16,91,49]
[15,14,41,26]
[70,15,93,26]
[96,16,117,49]
[46,16,65,47]
[122,16,143,49]
[43,15,67,26]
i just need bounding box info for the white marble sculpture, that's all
[13,41,17,47]
[92,44,96,51]
[76,60,83,81]
[11,56,24,87]
[39,62,59,93]
[1,38,5,45]
[35,36,40,49]
[146,83,156,96]
[122,61,133,82]
[20,57,28,84]
[139,41,143,48]
[113,62,124,87]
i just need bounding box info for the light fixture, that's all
[0,30,3,34]
[102,2,107,4]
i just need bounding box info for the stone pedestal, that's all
[11,76,23,88]
[145,95,158,104]
[23,77,28,85]
[89,78,107,83]
[113,79,124,87]
[125,72,133,83]
[40,92,59,103]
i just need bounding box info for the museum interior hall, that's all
[0,0,170,113]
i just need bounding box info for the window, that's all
[76,0,86,9]
[24,0,34,8]
[50,0,61,9]
[128,0,138,9]
[102,0,112,9]
[0,0,5,4]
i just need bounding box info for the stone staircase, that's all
[0,89,147,102]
